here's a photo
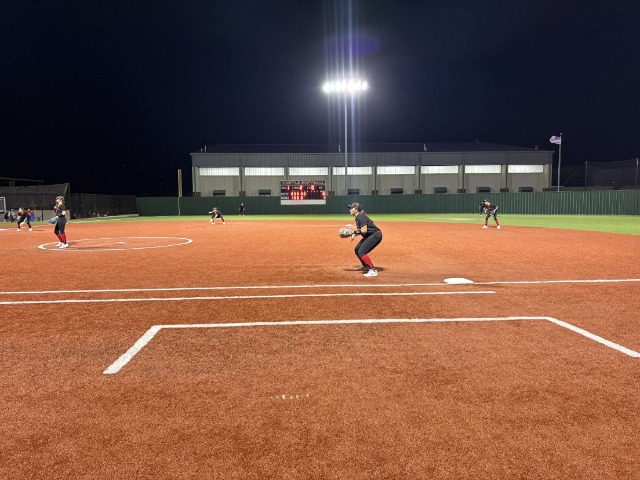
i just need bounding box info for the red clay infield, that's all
[1,218,639,479]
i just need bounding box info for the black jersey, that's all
[356,212,381,237]
[56,204,67,221]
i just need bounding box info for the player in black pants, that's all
[209,207,226,225]
[348,202,383,278]
[480,199,500,229]
[54,196,69,248]
[16,208,32,231]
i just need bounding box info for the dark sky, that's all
[2,0,639,195]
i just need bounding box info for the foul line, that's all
[1,278,639,296]
[0,291,494,306]
[104,316,640,375]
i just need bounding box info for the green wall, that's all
[137,190,640,216]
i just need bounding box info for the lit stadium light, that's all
[322,76,369,195]
[322,77,368,94]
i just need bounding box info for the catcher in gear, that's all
[346,202,382,278]
[480,199,500,229]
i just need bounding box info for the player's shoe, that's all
[364,269,378,278]
[496,225,501,229]
[29,228,32,231]
[223,222,226,225]
[17,228,21,231]
[58,243,69,249]
[482,225,488,229]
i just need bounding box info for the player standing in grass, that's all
[16,208,32,231]
[480,199,500,229]
[348,202,383,278]
[53,196,69,248]
[209,207,225,225]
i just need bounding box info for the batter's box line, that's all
[103,317,640,375]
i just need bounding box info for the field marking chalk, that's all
[103,326,162,375]
[3,278,638,296]
[0,290,495,306]
[103,316,639,375]
[37,236,192,252]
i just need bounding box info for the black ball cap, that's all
[347,202,362,211]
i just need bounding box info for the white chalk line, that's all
[0,290,495,306]
[103,316,640,375]
[105,326,162,375]
[2,278,639,296]
[37,236,193,252]
[424,217,476,221]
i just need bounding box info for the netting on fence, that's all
[563,159,639,188]
[0,185,137,220]
[67,193,137,218]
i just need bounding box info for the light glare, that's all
[322,77,368,95]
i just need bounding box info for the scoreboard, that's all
[280,180,327,205]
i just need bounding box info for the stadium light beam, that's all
[323,77,368,195]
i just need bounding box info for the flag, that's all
[549,135,562,145]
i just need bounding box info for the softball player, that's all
[209,207,225,225]
[16,208,32,231]
[53,196,69,248]
[348,202,383,278]
[480,199,500,229]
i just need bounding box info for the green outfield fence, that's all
[137,190,640,216]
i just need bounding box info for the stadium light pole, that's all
[323,77,368,195]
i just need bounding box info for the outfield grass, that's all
[67,214,640,235]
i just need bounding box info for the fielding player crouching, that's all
[480,199,500,229]
[208,207,225,225]
[16,208,33,232]
[348,202,383,278]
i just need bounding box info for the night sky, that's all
[2,1,639,195]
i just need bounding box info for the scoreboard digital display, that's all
[280,180,327,205]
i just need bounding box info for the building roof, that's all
[193,142,548,155]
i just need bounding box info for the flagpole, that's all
[557,132,563,192]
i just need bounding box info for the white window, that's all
[465,165,501,174]
[289,167,329,176]
[333,166,373,175]
[200,167,239,176]
[377,166,416,175]
[508,164,544,173]
[245,167,285,176]
[421,165,459,174]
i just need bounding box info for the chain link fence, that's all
[1,185,137,221]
